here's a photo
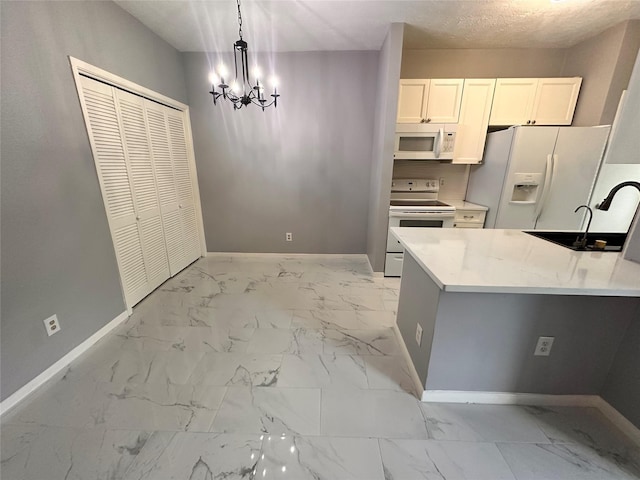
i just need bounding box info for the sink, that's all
[524,231,627,252]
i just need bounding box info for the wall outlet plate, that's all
[416,323,423,346]
[286,232,292,242]
[43,314,61,337]
[534,336,554,356]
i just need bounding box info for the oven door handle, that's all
[389,211,455,218]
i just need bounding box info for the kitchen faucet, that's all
[573,205,593,250]
[595,181,640,211]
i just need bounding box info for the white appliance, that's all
[394,124,458,160]
[385,179,455,277]
[466,125,611,231]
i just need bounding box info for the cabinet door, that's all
[531,77,582,125]
[397,79,429,123]
[78,76,149,306]
[116,90,170,292]
[453,79,496,164]
[489,78,538,126]
[425,79,464,123]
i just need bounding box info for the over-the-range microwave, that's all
[394,124,458,160]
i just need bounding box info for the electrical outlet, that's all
[534,336,554,356]
[286,232,292,242]
[439,178,445,186]
[415,323,423,346]
[43,314,61,337]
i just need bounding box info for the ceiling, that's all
[114,0,640,52]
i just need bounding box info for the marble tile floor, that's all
[2,255,639,479]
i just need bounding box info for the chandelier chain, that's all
[237,0,243,40]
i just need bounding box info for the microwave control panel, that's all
[442,132,456,153]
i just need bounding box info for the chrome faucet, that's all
[573,205,593,250]
[595,181,640,211]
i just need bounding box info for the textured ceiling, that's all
[114,0,640,52]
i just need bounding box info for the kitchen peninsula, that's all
[392,227,640,401]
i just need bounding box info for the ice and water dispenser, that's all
[510,173,543,203]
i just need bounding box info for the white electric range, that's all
[385,178,455,277]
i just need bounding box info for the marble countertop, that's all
[391,227,640,297]
[442,200,488,211]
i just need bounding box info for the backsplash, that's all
[392,161,470,200]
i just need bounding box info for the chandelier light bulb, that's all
[252,66,262,82]
[208,72,218,85]
[269,76,279,88]
[217,63,229,79]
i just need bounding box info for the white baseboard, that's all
[0,310,129,416]
[420,390,640,447]
[595,397,640,447]
[206,252,369,259]
[421,390,601,407]
[391,324,426,400]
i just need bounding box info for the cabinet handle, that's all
[420,118,426,123]
[179,204,183,208]
[136,216,140,221]
[464,215,473,219]
[426,118,431,123]
[532,120,536,125]
[526,120,531,125]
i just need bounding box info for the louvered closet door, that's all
[115,89,170,291]
[144,100,185,275]
[79,76,149,306]
[166,109,201,270]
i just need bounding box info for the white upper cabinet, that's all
[397,79,463,123]
[397,80,429,123]
[531,78,582,126]
[489,77,582,126]
[453,79,496,164]
[489,78,538,125]
[426,79,464,123]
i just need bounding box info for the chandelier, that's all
[209,0,280,110]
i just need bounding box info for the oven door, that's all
[387,212,455,252]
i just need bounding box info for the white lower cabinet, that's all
[453,209,486,228]
[385,253,404,277]
[77,74,202,308]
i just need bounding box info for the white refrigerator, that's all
[466,125,611,231]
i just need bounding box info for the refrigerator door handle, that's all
[535,154,556,222]
[434,128,443,159]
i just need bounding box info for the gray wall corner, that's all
[601,302,640,429]
[366,23,404,272]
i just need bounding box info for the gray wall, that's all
[562,20,640,126]
[428,292,638,394]
[602,316,640,429]
[395,252,441,385]
[401,48,567,79]
[0,1,187,401]
[366,23,404,272]
[183,51,377,253]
